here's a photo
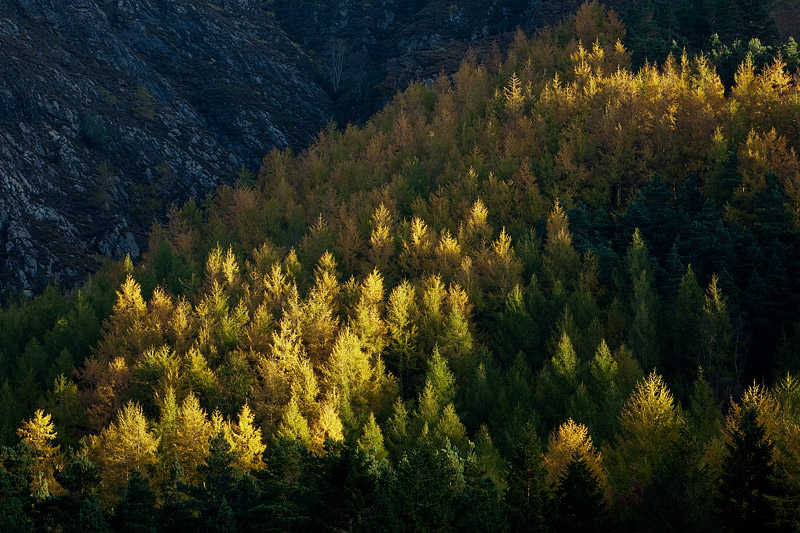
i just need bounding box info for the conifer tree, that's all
[719,405,777,532]
[536,332,579,427]
[543,201,579,287]
[554,455,607,532]
[669,264,704,376]
[16,409,60,499]
[544,419,606,492]
[228,403,265,472]
[504,72,526,114]
[610,371,685,489]
[113,469,157,533]
[92,401,159,498]
[276,398,312,449]
[701,274,736,378]
[386,280,419,396]
[170,394,213,482]
[357,412,388,464]
[505,423,550,532]
[302,251,340,364]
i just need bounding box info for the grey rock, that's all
[0,0,334,294]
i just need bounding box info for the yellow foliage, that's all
[228,403,266,471]
[545,418,607,489]
[17,410,61,499]
[313,396,344,452]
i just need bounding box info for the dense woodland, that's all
[3,2,800,531]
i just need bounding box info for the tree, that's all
[610,371,685,490]
[504,72,526,114]
[324,38,346,94]
[701,274,736,379]
[536,332,579,427]
[553,455,606,532]
[386,280,419,396]
[197,432,241,510]
[668,265,704,377]
[173,394,213,483]
[719,405,777,532]
[227,403,265,472]
[357,412,387,464]
[542,201,579,287]
[16,409,60,499]
[544,419,607,492]
[390,434,465,531]
[91,401,159,498]
[505,423,550,532]
[112,469,157,533]
[624,229,661,370]
[276,398,312,449]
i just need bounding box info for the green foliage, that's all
[554,456,606,532]
[3,2,800,529]
[719,405,777,532]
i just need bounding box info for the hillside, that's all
[2,3,800,530]
[1,0,797,297]
[0,0,334,295]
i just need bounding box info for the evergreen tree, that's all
[719,405,777,532]
[505,423,550,532]
[553,455,606,532]
[112,469,157,533]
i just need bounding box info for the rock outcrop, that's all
[0,0,334,294]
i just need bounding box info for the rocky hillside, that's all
[0,0,334,295]
[1,0,795,296]
[270,0,592,123]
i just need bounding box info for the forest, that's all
[2,1,800,531]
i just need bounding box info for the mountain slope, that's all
[0,0,334,295]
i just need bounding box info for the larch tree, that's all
[610,370,685,490]
[228,403,266,472]
[17,409,61,499]
[92,401,159,499]
[302,251,340,365]
[386,280,419,396]
[544,418,607,494]
[174,394,213,482]
[357,412,388,464]
[276,398,312,449]
[542,200,579,288]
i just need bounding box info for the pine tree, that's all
[554,455,606,532]
[113,469,157,533]
[197,431,241,508]
[212,497,238,533]
[719,405,777,532]
[505,423,549,532]
[669,264,704,376]
[701,274,736,378]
